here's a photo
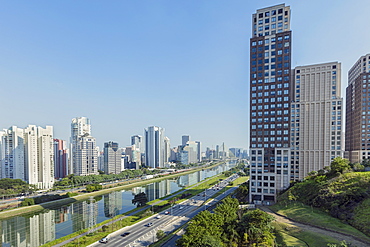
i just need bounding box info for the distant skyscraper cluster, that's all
[248,3,367,204]
[1,117,241,188]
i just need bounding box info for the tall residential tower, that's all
[345,54,370,163]
[70,117,98,176]
[249,4,292,203]
[291,62,343,180]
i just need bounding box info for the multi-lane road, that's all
[89,174,239,247]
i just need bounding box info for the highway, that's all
[89,174,239,247]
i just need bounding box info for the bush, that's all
[21,198,35,206]
[66,192,78,197]
[86,184,103,192]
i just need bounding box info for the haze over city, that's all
[1,0,370,149]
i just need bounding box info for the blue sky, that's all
[1,0,370,151]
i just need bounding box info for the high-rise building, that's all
[249,4,292,203]
[131,135,143,153]
[145,126,165,168]
[0,125,54,189]
[164,136,171,165]
[54,139,68,179]
[195,141,202,162]
[104,141,122,174]
[70,117,98,176]
[291,62,343,180]
[215,145,219,159]
[179,141,198,165]
[182,135,190,146]
[345,54,370,163]
[0,126,26,180]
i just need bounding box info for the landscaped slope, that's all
[277,158,370,236]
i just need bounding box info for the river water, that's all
[1,161,235,247]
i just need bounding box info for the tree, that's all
[329,157,351,175]
[177,210,224,247]
[86,184,102,192]
[239,209,275,246]
[352,163,365,172]
[234,182,249,203]
[156,230,166,240]
[132,192,148,207]
[21,198,35,206]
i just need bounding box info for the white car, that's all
[99,237,109,243]
[156,215,161,219]
[179,206,184,209]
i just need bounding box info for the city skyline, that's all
[1,1,370,149]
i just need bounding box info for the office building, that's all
[346,54,370,163]
[249,4,292,203]
[291,62,343,180]
[104,141,122,174]
[182,135,190,146]
[131,135,143,153]
[145,126,165,168]
[179,141,198,165]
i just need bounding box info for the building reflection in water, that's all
[104,191,123,218]
[2,210,55,247]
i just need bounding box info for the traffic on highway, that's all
[90,174,239,247]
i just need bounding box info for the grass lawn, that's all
[274,222,341,247]
[270,202,370,242]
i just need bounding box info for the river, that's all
[1,161,235,247]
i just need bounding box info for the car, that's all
[179,206,184,209]
[165,211,169,215]
[121,232,130,237]
[156,215,161,219]
[146,222,153,227]
[99,237,109,243]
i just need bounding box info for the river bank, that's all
[0,161,226,220]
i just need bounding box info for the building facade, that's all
[0,125,54,189]
[70,117,98,176]
[104,141,122,174]
[145,126,165,168]
[291,62,343,180]
[131,135,143,154]
[345,54,370,163]
[0,126,26,180]
[54,139,68,179]
[249,4,292,203]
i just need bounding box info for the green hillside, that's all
[277,157,370,236]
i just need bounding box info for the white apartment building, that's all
[70,117,98,176]
[0,126,26,180]
[0,125,54,189]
